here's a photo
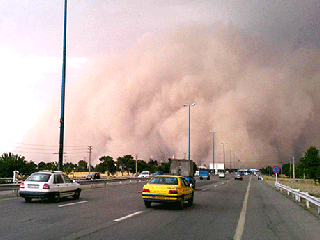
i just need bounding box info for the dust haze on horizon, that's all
[21,21,320,169]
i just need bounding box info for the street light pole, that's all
[184,103,195,160]
[210,131,217,174]
[221,142,227,169]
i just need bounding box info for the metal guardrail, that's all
[275,181,320,214]
[0,178,14,184]
[0,177,150,196]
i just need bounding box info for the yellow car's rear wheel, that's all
[187,194,194,206]
[144,201,152,208]
[177,197,184,209]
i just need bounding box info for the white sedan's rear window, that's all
[26,173,51,182]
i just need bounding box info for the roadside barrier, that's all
[275,181,320,214]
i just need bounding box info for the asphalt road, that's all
[1,176,319,240]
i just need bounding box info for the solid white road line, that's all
[234,176,251,240]
[114,211,143,222]
[58,201,88,208]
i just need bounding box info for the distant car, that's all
[142,175,194,209]
[138,171,151,178]
[234,174,243,180]
[258,175,263,180]
[218,172,225,178]
[153,171,163,175]
[19,171,81,202]
[86,172,100,180]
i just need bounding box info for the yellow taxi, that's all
[142,175,194,209]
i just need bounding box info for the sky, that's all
[1,0,320,169]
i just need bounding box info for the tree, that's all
[76,160,88,172]
[25,161,37,176]
[63,162,76,174]
[45,162,58,171]
[299,146,320,182]
[38,161,46,171]
[281,163,291,177]
[116,155,135,173]
[159,162,170,174]
[95,156,116,174]
[137,160,147,173]
[260,165,273,175]
[147,159,159,172]
[0,152,28,177]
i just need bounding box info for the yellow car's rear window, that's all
[149,177,178,185]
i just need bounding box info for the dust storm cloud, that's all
[23,24,320,168]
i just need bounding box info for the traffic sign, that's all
[273,165,280,174]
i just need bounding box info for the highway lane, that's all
[1,176,319,240]
[243,177,320,240]
[0,181,149,240]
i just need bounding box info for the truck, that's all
[170,159,196,188]
[199,169,210,180]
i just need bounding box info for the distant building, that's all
[210,163,225,174]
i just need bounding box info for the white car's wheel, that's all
[73,190,80,200]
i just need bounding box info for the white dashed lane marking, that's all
[114,211,143,222]
[58,201,88,208]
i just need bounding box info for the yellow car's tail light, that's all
[169,190,178,194]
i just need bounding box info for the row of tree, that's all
[0,152,170,178]
[260,146,320,183]
[1,146,319,181]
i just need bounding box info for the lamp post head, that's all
[183,103,196,107]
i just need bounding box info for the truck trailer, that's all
[170,159,196,188]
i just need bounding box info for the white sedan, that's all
[20,171,81,202]
[138,171,151,178]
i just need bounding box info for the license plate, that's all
[28,184,39,189]
[154,196,169,200]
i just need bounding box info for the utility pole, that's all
[230,149,232,172]
[88,146,92,173]
[292,156,295,179]
[135,154,138,174]
[58,0,68,171]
